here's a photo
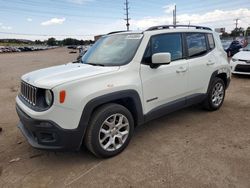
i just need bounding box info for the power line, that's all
[1,0,248,20]
[0,31,94,37]
[0,6,121,20]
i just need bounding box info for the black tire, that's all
[203,77,225,111]
[84,103,134,158]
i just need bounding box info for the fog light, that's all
[38,122,53,128]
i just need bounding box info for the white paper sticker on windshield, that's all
[126,34,143,40]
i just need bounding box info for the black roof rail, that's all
[107,30,128,35]
[146,25,212,31]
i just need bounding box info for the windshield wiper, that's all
[84,62,105,67]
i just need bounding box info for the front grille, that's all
[20,81,37,106]
[235,64,250,73]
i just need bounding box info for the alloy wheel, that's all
[99,113,130,152]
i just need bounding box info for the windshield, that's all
[81,33,143,66]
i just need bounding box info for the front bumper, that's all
[230,61,250,75]
[16,105,83,151]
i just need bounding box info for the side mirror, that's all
[152,53,171,64]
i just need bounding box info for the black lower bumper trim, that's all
[16,105,83,151]
[235,64,250,73]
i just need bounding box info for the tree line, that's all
[0,38,95,46]
[45,37,94,46]
[221,27,250,38]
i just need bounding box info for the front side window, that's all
[142,33,183,64]
[186,33,207,57]
[81,33,143,66]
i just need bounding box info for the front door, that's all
[140,33,188,114]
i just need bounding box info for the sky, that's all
[0,0,250,40]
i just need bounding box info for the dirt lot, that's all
[0,47,250,188]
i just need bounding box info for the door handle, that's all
[176,66,187,73]
[207,60,215,65]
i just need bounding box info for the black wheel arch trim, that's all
[78,89,144,143]
[207,70,230,92]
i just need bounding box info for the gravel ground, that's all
[0,47,250,188]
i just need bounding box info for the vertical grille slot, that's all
[20,81,37,106]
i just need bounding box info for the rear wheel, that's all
[203,77,225,111]
[84,103,134,158]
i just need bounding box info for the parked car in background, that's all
[67,45,77,49]
[0,46,58,54]
[226,40,242,57]
[76,45,92,61]
[221,40,231,51]
[230,44,250,75]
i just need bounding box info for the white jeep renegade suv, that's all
[16,25,231,158]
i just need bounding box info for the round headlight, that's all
[45,90,53,106]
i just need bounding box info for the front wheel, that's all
[84,103,134,158]
[203,78,225,111]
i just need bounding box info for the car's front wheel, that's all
[84,103,134,158]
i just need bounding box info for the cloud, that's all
[0,22,12,30]
[67,0,94,4]
[163,4,176,14]
[41,18,66,26]
[131,8,250,32]
[1,26,12,30]
[27,18,33,22]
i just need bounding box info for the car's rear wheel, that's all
[84,103,134,158]
[203,77,225,111]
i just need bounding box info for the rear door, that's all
[185,32,216,95]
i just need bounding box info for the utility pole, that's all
[235,18,239,29]
[124,0,130,31]
[173,5,177,27]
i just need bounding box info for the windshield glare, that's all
[81,34,143,66]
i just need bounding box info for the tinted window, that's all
[207,34,215,49]
[186,33,207,57]
[151,34,183,61]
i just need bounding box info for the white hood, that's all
[21,63,119,89]
[233,51,250,61]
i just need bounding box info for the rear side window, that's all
[151,33,183,61]
[186,33,207,57]
[207,34,215,49]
